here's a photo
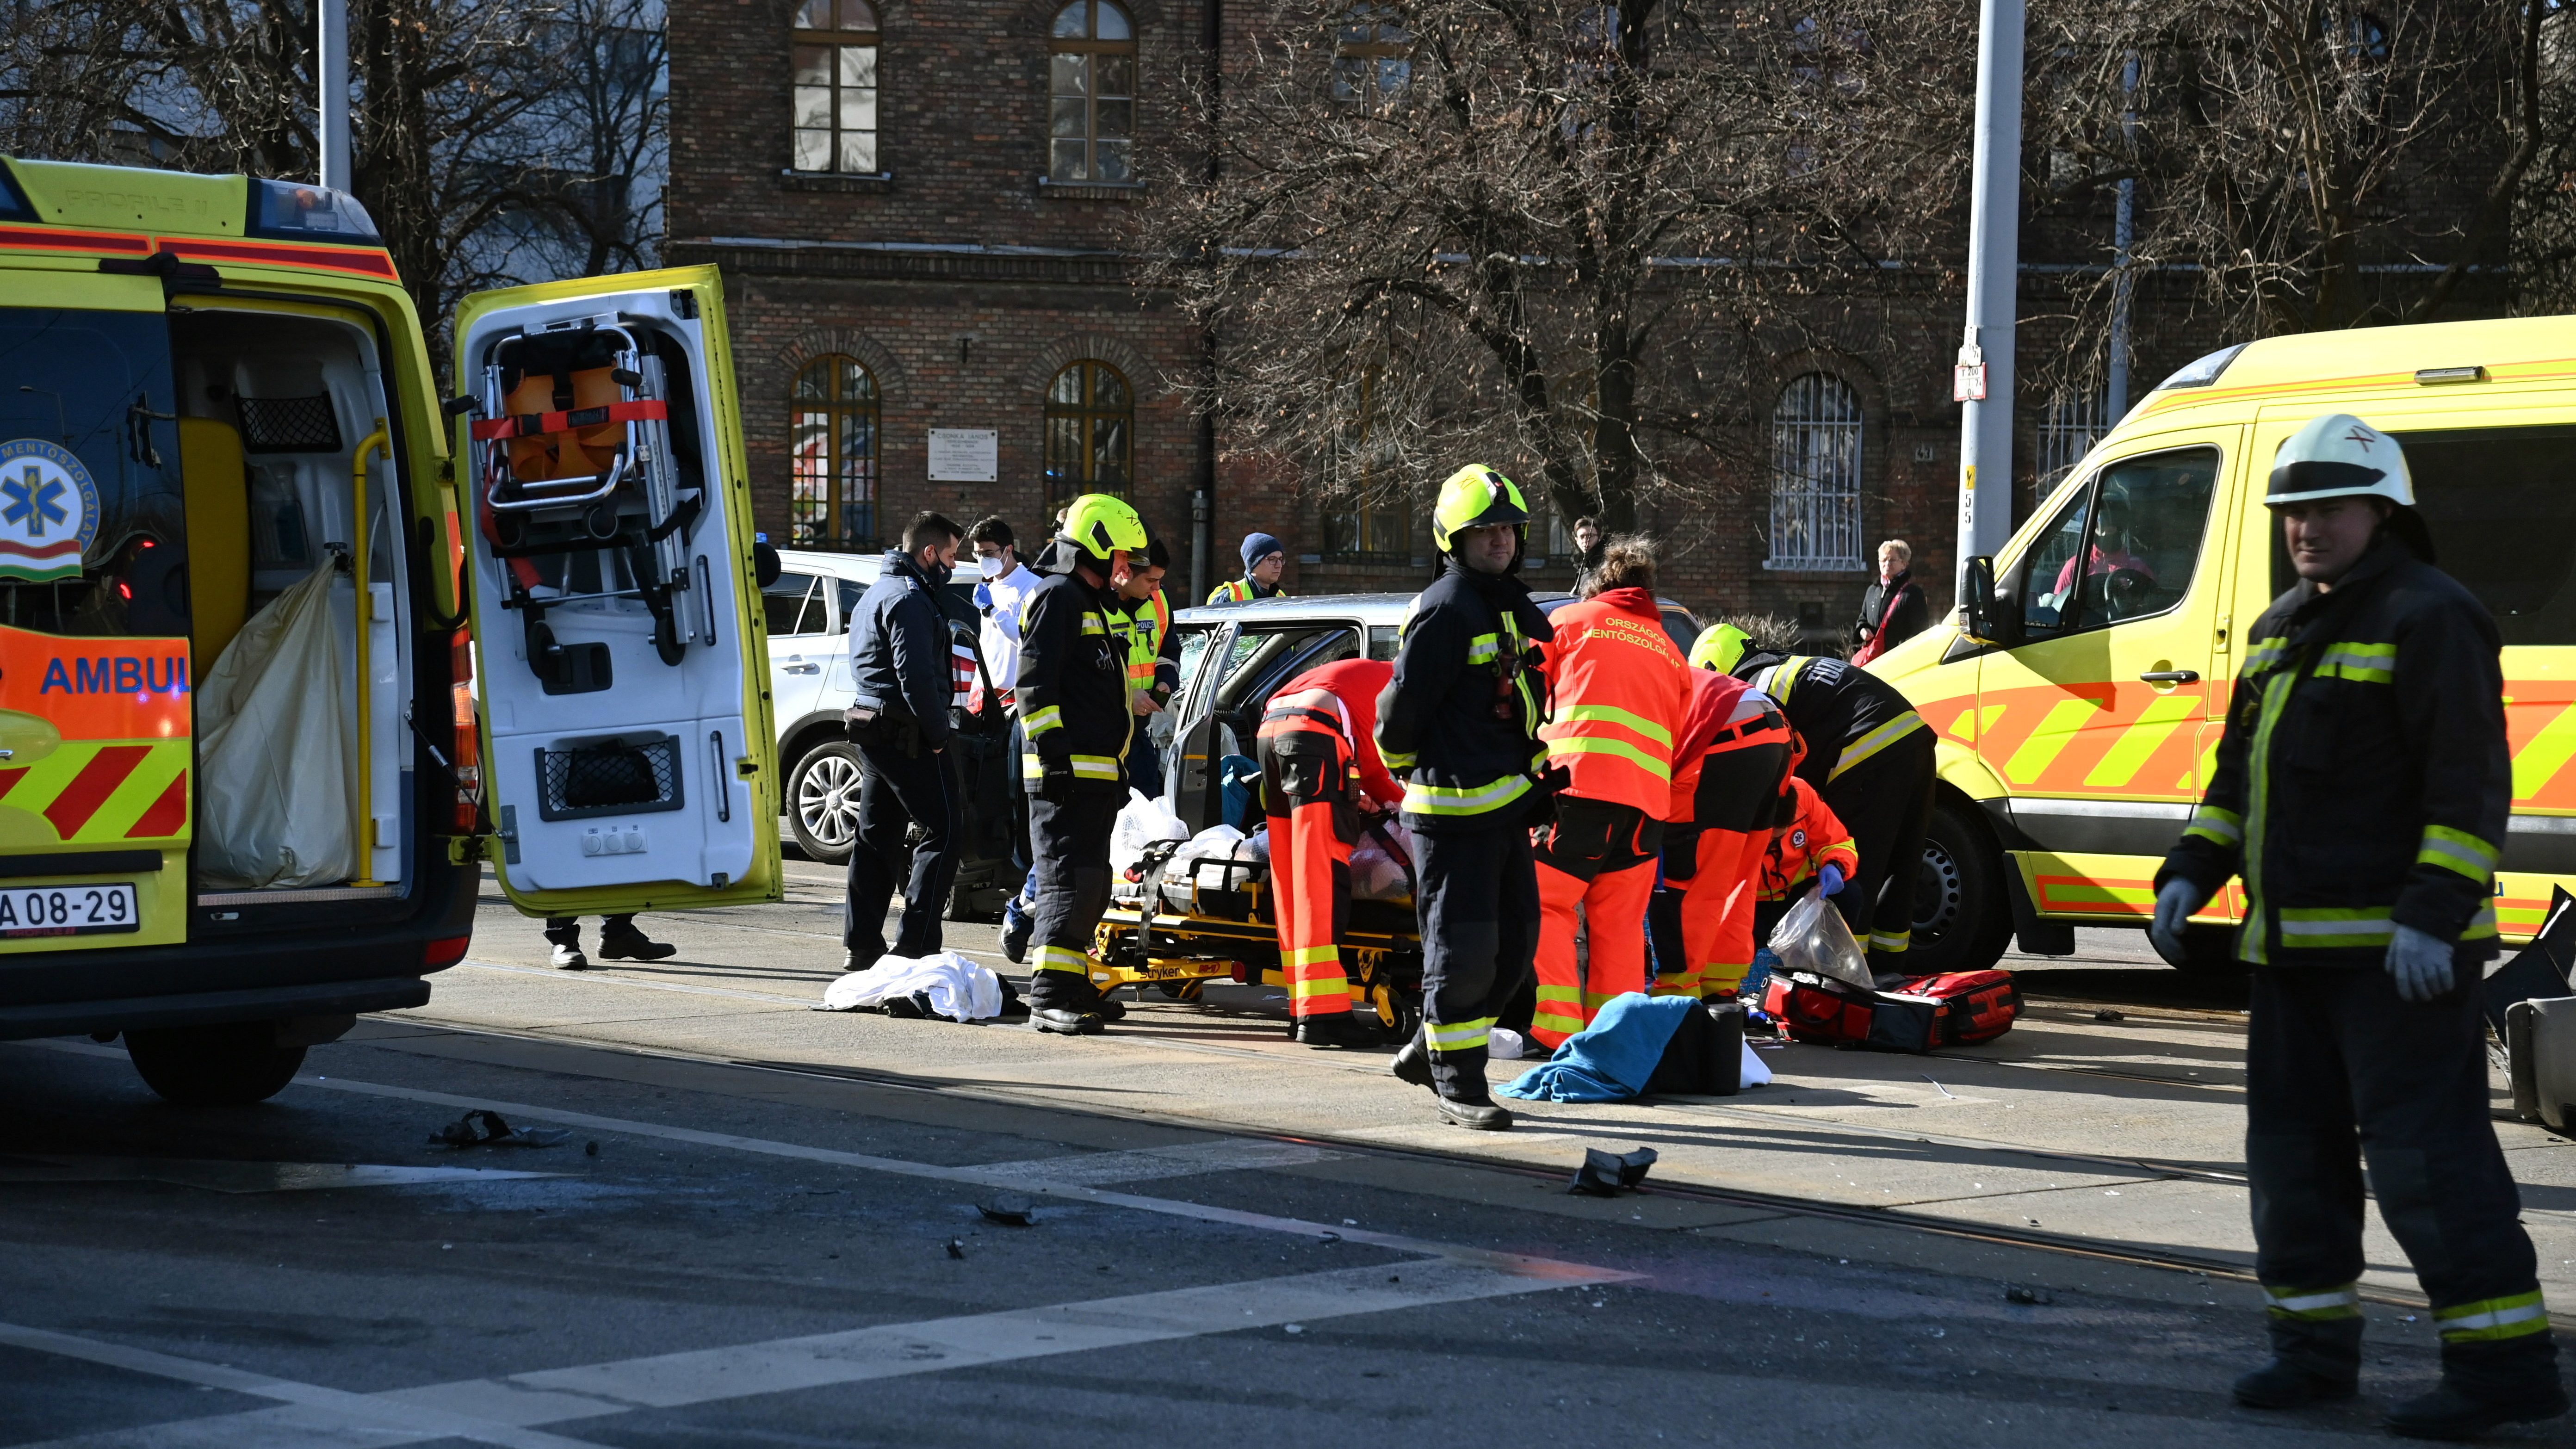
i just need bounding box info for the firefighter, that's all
[2153,413,2564,1437]
[1697,624,1932,982]
[1657,663,1793,1001]
[1374,464,1555,1130]
[1016,493,1150,1035]
[1528,539,1693,1047]
[1111,536,1181,798]
[1207,532,1289,605]
[1259,656,1400,1049]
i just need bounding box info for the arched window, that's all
[792,0,881,175]
[1333,5,1412,105]
[1048,0,1136,183]
[1766,373,1865,571]
[790,355,879,548]
[1044,359,1133,502]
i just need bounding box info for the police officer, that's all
[841,511,966,970]
[1697,624,1932,982]
[1375,464,1554,1130]
[1018,494,1151,1034]
[2153,414,2562,1437]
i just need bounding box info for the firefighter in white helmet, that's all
[2155,412,2562,1436]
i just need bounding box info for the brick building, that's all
[666,0,2499,633]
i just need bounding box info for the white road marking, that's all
[0,1320,608,1449]
[458,959,814,1007]
[0,1155,558,1194]
[969,1139,1343,1186]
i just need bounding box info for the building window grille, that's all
[1049,0,1136,183]
[792,0,880,175]
[1765,372,1867,571]
[1044,359,1133,502]
[1332,5,1412,105]
[790,354,879,549]
[2037,389,2105,494]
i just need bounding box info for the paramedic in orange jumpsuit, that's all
[1258,657,1400,1049]
[1758,774,1859,919]
[1529,544,1693,1047]
[1660,667,1792,1000]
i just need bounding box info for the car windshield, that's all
[0,308,185,638]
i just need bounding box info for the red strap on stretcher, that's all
[469,398,667,441]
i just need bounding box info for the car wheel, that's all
[125,1023,307,1105]
[789,742,866,866]
[1901,798,2013,977]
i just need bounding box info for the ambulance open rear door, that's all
[451,266,779,915]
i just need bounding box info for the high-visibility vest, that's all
[1121,590,1168,694]
[1535,588,1692,818]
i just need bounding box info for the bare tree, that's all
[2022,0,2544,386]
[0,1,668,358]
[1136,0,1969,532]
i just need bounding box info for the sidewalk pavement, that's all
[443,862,2576,1314]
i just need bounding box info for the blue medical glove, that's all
[1817,863,1845,898]
[2385,923,2455,1003]
[2149,878,2206,961]
[973,581,995,613]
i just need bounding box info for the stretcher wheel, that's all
[585,502,620,539]
[1154,979,1203,1002]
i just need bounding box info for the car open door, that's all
[451,265,779,915]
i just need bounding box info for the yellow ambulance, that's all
[1876,320,2576,977]
[0,157,778,1101]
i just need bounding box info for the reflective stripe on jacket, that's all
[1374,561,1555,831]
[1738,651,1926,786]
[2158,536,2509,966]
[1014,541,1134,789]
[1536,588,1693,819]
[1206,577,1285,606]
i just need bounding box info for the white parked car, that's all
[761,549,1019,916]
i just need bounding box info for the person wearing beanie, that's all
[1208,532,1290,605]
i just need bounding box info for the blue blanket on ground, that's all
[1497,992,1694,1102]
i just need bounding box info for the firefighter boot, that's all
[597,917,677,962]
[1435,1088,1513,1132]
[2386,1336,2568,1440]
[1389,1030,1434,1088]
[2231,1359,2360,1410]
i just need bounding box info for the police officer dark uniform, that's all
[1375,464,1555,1130]
[842,511,966,969]
[1701,625,1932,981]
[2154,413,2564,1437]
[1017,493,1150,1035]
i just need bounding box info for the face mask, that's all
[978,554,1008,579]
[926,557,954,588]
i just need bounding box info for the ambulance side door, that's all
[451,265,779,915]
[1973,429,2236,913]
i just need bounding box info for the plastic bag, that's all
[1767,887,1874,989]
[195,563,356,889]
[1109,787,1190,874]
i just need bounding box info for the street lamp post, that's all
[319,0,352,192]
[1954,0,2025,600]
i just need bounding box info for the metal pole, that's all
[1954,0,2025,598]
[2105,51,2139,420]
[319,0,352,191]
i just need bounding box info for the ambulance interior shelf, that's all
[464,316,706,694]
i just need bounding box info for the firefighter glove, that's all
[1817,863,1845,897]
[2385,923,2454,1003]
[2149,878,2205,962]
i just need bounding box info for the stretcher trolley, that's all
[1089,832,1425,1036]
[465,315,706,687]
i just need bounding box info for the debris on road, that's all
[427,1110,568,1150]
[2095,1010,2125,1022]
[978,1193,1035,1226]
[2005,1284,2054,1305]
[1568,1146,1658,1197]
[946,1238,966,1259]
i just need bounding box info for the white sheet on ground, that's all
[817,950,1004,1021]
[194,563,356,889]
[1740,1038,1773,1088]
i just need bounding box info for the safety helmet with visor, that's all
[1430,464,1530,553]
[1059,492,1149,564]
[2266,413,2415,508]
[1688,622,1751,675]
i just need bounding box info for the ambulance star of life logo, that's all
[0,439,98,583]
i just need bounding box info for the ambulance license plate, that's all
[0,882,139,937]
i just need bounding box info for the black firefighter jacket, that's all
[1374,561,1555,833]
[1013,540,1133,793]
[2157,536,2508,968]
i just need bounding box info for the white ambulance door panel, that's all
[452,267,779,912]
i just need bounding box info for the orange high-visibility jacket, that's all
[1759,776,1860,900]
[1536,587,1692,818]
[1274,657,1399,810]
[1668,668,1786,821]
